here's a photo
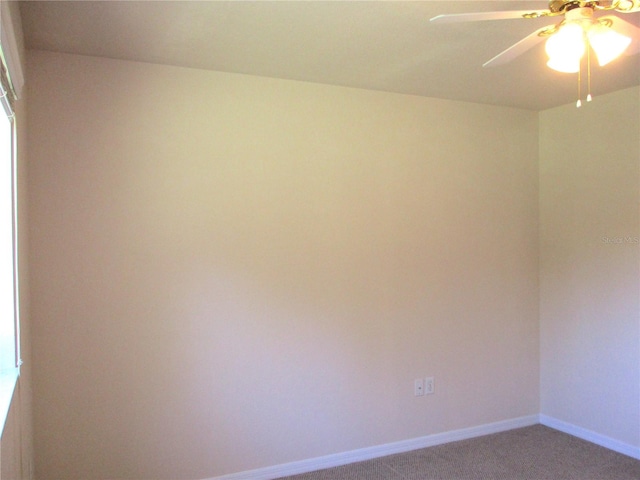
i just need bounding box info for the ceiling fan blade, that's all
[483,25,554,67]
[430,10,549,23]
[599,14,640,54]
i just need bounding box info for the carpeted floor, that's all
[277,425,640,479]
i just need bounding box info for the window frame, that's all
[0,98,18,435]
[0,0,22,433]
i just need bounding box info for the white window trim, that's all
[0,98,18,438]
[0,0,23,100]
[0,0,22,436]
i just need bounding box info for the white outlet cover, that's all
[414,378,424,396]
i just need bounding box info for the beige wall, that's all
[27,50,539,479]
[539,86,640,447]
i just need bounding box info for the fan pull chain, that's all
[577,36,593,108]
[586,45,592,103]
[577,63,582,108]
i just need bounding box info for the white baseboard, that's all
[204,414,539,480]
[539,414,640,460]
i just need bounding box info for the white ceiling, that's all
[19,0,640,110]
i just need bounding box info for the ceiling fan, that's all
[430,0,640,72]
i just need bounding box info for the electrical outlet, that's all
[425,376,434,395]
[414,378,425,396]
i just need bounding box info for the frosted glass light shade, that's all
[587,24,632,66]
[547,55,581,73]
[545,22,586,73]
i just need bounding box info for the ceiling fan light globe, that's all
[587,25,632,66]
[545,22,586,73]
[546,57,581,73]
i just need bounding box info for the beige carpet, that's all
[277,425,640,479]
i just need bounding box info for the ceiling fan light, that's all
[587,24,632,66]
[546,56,581,73]
[545,22,586,73]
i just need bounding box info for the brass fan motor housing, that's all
[548,0,640,13]
[548,1,597,13]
